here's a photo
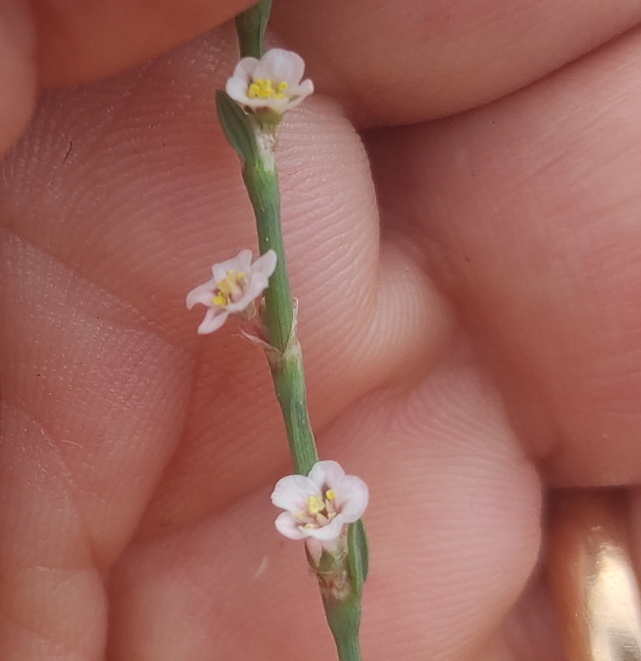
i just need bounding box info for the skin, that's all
[1,0,641,658]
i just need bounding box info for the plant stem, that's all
[242,130,319,475]
[229,8,365,661]
[326,598,363,661]
[335,635,362,661]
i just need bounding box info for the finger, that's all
[0,0,250,157]
[33,0,251,86]
[368,27,641,485]
[0,0,37,153]
[493,573,565,661]
[29,0,641,125]
[108,356,541,660]
[24,0,641,156]
[0,182,194,657]
[272,0,641,126]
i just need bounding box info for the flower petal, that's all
[271,474,320,512]
[275,512,309,540]
[308,460,346,490]
[197,309,228,334]
[257,48,305,85]
[224,296,258,315]
[212,249,253,283]
[252,250,277,278]
[335,475,369,522]
[222,275,268,314]
[285,79,314,110]
[225,77,251,105]
[306,514,344,540]
[296,79,314,97]
[236,248,254,272]
[185,280,216,309]
[232,57,259,81]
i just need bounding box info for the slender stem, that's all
[242,134,291,352]
[326,598,363,661]
[335,635,362,661]
[228,6,365,661]
[242,130,319,475]
[272,342,319,475]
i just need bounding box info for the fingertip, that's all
[0,0,37,154]
[33,0,252,87]
[367,240,454,384]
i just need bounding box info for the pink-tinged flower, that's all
[226,48,314,114]
[271,460,369,542]
[186,249,277,334]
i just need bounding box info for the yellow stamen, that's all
[212,269,247,307]
[212,293,228,306]
[326,489,335,501]
[248,78,288,100]
[307,494,324,515]
[217,280,232,296]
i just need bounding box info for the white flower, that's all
[271,460,369,542]
[186,249,277,334]
[226,48,314,114]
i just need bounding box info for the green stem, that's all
[325,598,363,661]
[242,130,319,475]
[335,635,362,661]
[228,5,366,661]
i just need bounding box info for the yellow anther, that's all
[213,269,247,306]
[307,494,324,515]
[248,78,288,101]
[326,489,336,501]
[217,280,232,296]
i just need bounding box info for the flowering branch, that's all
[187,2,370,660]
[217,38,316,475]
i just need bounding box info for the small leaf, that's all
[216,91,257,164]
[235,0,273,58]
[348,518,369,596]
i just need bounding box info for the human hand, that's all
[2,1,641,658]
